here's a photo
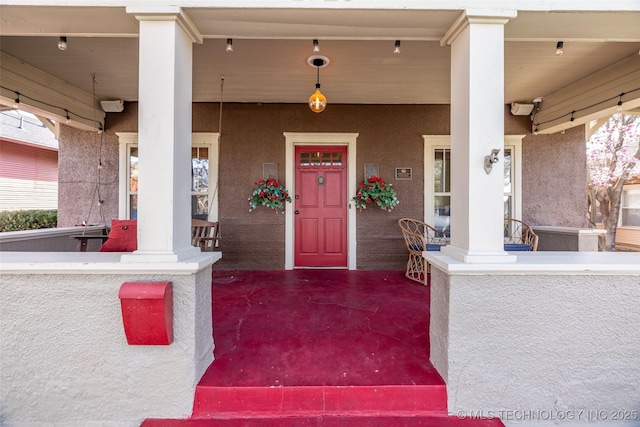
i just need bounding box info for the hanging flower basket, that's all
[248,177,292,214]
[353,176,399,212]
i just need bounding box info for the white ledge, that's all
[0,251,221,274]
[424,251,640,275]
[0,226,105,243]
[531,225,607,235]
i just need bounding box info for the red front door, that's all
[295,146,348,267]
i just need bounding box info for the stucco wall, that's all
[0,266,213,425]
[522,126,588,227]
[57,103,586,269]
[58,124,120,227]
[429,258,640,427]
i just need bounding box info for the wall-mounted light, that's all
[307,55,329,113]
[58,36,67,51]
[313,39,319,53]
[226,38,233,53]
[484,149,500,174]
[555,41,564,56]
[394,40,401,55]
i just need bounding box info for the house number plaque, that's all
[395,167,412,180]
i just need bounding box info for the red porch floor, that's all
[143,270,504,426]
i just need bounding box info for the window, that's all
[433,148,451,232]
[191,146,210,220]
[621,186,640,227]
[424,135,523,230]
[117,133,219,221]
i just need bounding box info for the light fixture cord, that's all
[83,73,107,227]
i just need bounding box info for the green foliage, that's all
[353,176,399,212]
[0,210,58,232]
[248,178,292,214]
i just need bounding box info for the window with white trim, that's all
[424,135,523,230]
[117,132,219,221]
[621,186,640,227]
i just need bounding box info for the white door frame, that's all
[284,132,359,270]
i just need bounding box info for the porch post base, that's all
[440,245,516,264]
[120,246,202,263]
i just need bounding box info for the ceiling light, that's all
[313,39,319,54]
[394,40,401,55]
[58,36,67,51]
[555,41,563,56]
[616,94,624,111]
[226,38,233,53]
[307,55,329,113]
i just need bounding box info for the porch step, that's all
[142,414,504,426]
[191,383,447,418]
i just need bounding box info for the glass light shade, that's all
[309,88,327,113]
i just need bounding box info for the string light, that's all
[0,85,104,130]
[65,109,71,124]
[555,41,564,56]
[313,39,319,53]
[616,94,624,111]
[569,111,575,126]
[394,40,401,55]
[532,87,640,131]
[58,36,67,51]
[226,38,233,52]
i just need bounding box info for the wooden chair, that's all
[504,217,538,251]
[191,219,221,252]
[398,218,450,286]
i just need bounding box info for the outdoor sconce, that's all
[484,149,501,174]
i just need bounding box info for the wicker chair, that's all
[504,217,538,251]
[398,218,450,286]
[191,219,221,252]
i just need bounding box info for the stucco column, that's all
[440,10,517,263]
[123,7,202,262]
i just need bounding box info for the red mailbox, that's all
[119,281,173,345]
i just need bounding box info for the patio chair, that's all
[398,218,450,286]
[504,217,538,251]
[191,219,221,252]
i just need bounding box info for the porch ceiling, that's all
[0,5,639,106]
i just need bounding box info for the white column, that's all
[440,10,517,263]
[122,7,202,263]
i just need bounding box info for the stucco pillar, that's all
[123,7,203,262]
[440,10,517,263]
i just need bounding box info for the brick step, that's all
[142,414,504,426]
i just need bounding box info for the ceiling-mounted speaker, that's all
[100,99,124,113]
[510,102,534,116]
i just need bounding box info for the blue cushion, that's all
[504,243,532,251]
[410,243,445,251]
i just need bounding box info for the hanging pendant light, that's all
[307,55,329,113]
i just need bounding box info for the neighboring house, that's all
[0,110,58,211]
